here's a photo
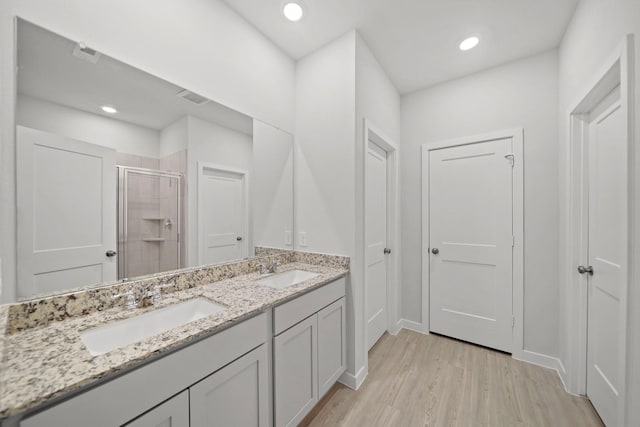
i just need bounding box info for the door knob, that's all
[577,265,594,276]
[236,237,243,241]
[383,248,391,255]
[431,248,439,255]
[106,250,117,257]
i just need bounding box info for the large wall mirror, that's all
[7,19,294,302]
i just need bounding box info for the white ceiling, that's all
[222,0,579,93]
[17,20,253,134]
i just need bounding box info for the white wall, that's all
[557,0,640,423]
[252,120,293,252]
[186,116,253,267]
[401,50,560,358]
[354,33,401,377]
[160,117,188,158]
[17,95,160,157]
[0,0,295,302]
[295,31,358,378]
[295,30,401,386]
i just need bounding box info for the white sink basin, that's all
[80,298,225,356]
[257,269,319,289]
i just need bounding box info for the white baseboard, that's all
[389,319,402,335]
[390,323,581,401]
[397,319,429,335]
[555,358,571,393]
[338,365,367,390]
[513,349,560,371]
[512,349,579,397]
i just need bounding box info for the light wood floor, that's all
[302,330,603,427]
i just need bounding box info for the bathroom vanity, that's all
[0,253,349,427]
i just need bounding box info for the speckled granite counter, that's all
[0,254,349,419]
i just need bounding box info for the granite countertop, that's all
[0,261,347,419]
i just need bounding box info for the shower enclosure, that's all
[117,166,183,280]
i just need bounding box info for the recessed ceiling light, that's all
[283,2,304,22]
[459,36,480,51]
[101,105,117,114]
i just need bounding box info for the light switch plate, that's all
[299,232,308,247]
[285,230,292,245]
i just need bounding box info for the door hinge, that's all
[512,317,515,328]
[505,154,515,167]
[512,235,515,247]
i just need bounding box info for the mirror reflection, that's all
[12,20,293,301]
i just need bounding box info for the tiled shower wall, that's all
[160,150,187,269]
[117,151,187,279]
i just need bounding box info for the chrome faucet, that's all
[257,263,268,275]
[269,259,281,273]
[146,283,173,306]
[257,260,280,275]
[112,290,138,309]
[112,283,173,309]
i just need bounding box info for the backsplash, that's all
[253,246,291,257]
[3,250,349,334]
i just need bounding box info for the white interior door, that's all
[16,126,117,298]
[585,93,626,427]
[429,138,513,353]
[198,165,246,265]
[366,141,388,350]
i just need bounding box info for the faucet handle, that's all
[149,282,173,304]
[112,290,137,309]
[153,282,174,292]
[257,263,268,275]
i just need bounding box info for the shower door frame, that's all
[117,166,183,280]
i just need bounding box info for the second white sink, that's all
[80,298,225,356]
[257,269,319,289]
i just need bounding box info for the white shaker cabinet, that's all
[317,297,346,398]
[12,277,348,427]
[273,315,318,427]
[19,313,267,427]
[273,277,346,427]
[124,391,189,427]
[190,345,269,427]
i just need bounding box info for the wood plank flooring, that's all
[302,330,603,427]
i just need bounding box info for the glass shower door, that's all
[118,167,182,280]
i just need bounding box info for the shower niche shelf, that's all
[142,237,166,242]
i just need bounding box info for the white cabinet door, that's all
[124,391,188,427]
[317,298,346,398]
[274,315,318,427]
[190,345,269,427]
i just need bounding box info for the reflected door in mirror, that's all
[16,126,117,299]
[198,164,247,265]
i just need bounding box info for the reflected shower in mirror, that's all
[10,19,293,302]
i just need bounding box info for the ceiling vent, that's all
[72,42,101,64]
[176,89,210,106]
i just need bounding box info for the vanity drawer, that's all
[273,277,345,335]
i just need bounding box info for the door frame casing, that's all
[197,162,250,265]
[362,119,400,354]
[421,128,525,356]
[564,34,634,424]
